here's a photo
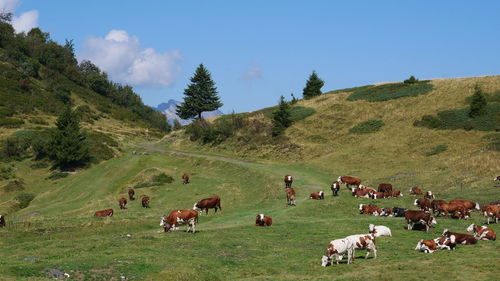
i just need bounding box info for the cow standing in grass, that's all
[160,210,198,233]
[405,210,437,232]
[141,196,150,208]
[128,189,135,201]
[182,173,190,184]
[286,188,296,206]
[338,176,361,189]
[118,197,127,209]
[193,196,221,214]
[331,181,340,196]
[482,204,500,224]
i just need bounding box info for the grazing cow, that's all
[410,187,423,195]
[392,207,407,217]
[182,173,190,184]
[404,210,436,232]
[94,209,114,217]
[322,238,354,266]
[431,200,446,215]
[255,214,272,226]
[338,176,362,189]
[385,190,403,198]
[415,236,456,253]
[414,198,431,211]
[466,224,496,241]
[353,188,373,198]
[377,183,393,193]
[284,174,293,188]
[118,197,127,209]
[345,233,377,261]
[0,215,5,227]
[371,191,386,199]
[310,191,325,200]
[141,196,150,208]
[380,208,393,217]
[160,209,198,233]
[331,181,340,196]
[442,229,477,245]
[369,224,392,237]
[193,196,222,214]
[449,200,480,212]
[424,191,434,199]
[128,188,135,201]
[482,204,500,224]
[359,204,382,216]
[494,176,500,181]
[286,188,296,206]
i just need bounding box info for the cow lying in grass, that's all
[466,224,496,241]
[369,224,392,237]
[442,229,477,245]
[310,191,324,200]
[415,236,456,253]
[255,214,272,226]
[359,204,382,216]
[94,209,113,217]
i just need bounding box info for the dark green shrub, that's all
[1,136,30,160]
[86,131,118,164]
[0,117,24,128]
[0,107,15,118]
[272,96,292,137]
[347,82,433,102]
[28,117,49,125]
[46,172,69,180]
[14,193,35,209]
[152,173,174,184]
[349,119,385,134]
[30,161,49,169]
[414,104,499,131]
[133,182,160,189]
[468,85,487,118]
[425,144,448,156]
[413,115,443,128]
[2,179,25,192]
[0,165,15,179]
[404,76,418,84]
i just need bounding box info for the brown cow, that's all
[255,214,272,226]
[286,188,296,206]
[467,224,496,241]
[359,204,382,216]
[182,173,190,184]
[436,201,468,218]
[371,191,386,199]
[424,191,435,199]
[160,209,198,233]
[141,196,150,208]
[377,183,393,193]
[385,190,403,198]
[405,210,436,232]
[338,176,361,189]
[482,204,500,224]
[284,174,293,188]
[410,187,424,195]
[94,209,114,217]
[118,197,127,209]
[310,191,325,200]
[193,196,221,214]
[431,200,446,215]
[380,208,393,217]
[128,188,135,201]
[0,214,5,227]
[449,200,480,212]
[414,198,431,211]
[442,229,477,245]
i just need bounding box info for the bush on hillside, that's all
[404,76,418,84]
[1,136,30,160]
[483,133,500,152]
[347,81,433,102]
[425,144,448,156]
[0,165,15,179]
[185,112,245,144]
[468,85,487,118]
[349,119,385,134]
[152,173,174,184]
[14,193,35,209]
[46,172,69,180]
[0,117,24,128]
[2,178,25,192]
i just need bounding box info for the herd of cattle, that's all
[0,172,498,268]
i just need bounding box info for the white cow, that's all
[369,224,392,237]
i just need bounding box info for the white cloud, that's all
[243,66,262,80]
[1,0,39,33]
[79,29,181,87]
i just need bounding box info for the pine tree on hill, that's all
[302,70,324,99]
[272,96,292,136]
[49,106,89,170]
[176,64,223,120]
[468,85,487,118]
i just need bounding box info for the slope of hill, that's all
[156,99,223,126]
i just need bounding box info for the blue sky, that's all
[3,0,500,113]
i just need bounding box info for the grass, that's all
[346,81,433,102]
[349,119,385,134]
[425,144,448,156]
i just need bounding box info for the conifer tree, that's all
[272,96,292,136]
[176,64,222,120]
[302,71,324,99]
[468,85,487,118]
[49,106,89,170]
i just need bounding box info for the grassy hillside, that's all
[0,76,499,280]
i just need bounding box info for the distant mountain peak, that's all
[155,100,223,125]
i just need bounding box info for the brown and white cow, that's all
[322,238,354,266]
[284,174,293,188]
[385,190,403,198]
[353,188,373,198]
[359,204,382,216]
[331,181,340,196]
[415,236,456,253]
[494,176,500,182]
[310,191,325,200]
[405,210,437,232]
[370,191,386,199]
[438,202,470,218]
[0,215,5,227]
[414,198,431,211]
[424,191,434,200]
[94,209,114,217]
[193,196,221,214]
[255,214,272,226]
[128,188,135,201]
[466,224,496,241]
[377,183,393,193]
[182,173,190,184]
[286,188,296,206]
[449,200,480,212]
[141,196,150,208]
[380,208,393,217]
[160,209,198,233]
[482,204,500,224]
[442,229,477,245]
[338,176,361,189]
[410,187,424,195]
[346,233,377,261]
[118,197,127,209]
[431,200,446,215]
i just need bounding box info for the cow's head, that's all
[369,224,375,233]
[466,224,475,233]
[414,239,424,251]
[193,203,201,211]
[321,255,332,267]
[474,202,480,210]
[337,176,342,183]
[413,199,419,206]
[160,216,172,231]
[430,216,437,225]
[359,204,364,211]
